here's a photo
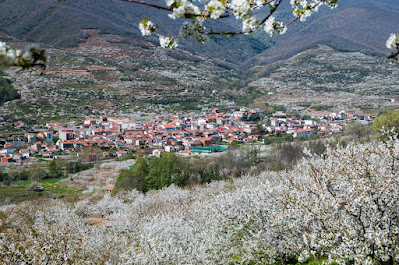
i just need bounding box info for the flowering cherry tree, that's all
[280,133,399,264]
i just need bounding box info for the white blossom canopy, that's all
[2,134,399,264]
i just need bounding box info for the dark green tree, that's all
[0,74,20,106]
[48,160,62,178]
[199,166,220,184]
[372,110,399,134]
[30,166,45,183]
[146,156,161,189]
[115,157,149,192]
[115,153,191,192]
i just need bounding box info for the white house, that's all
[293,128,314,138]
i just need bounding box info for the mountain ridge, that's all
[244,1,399,68]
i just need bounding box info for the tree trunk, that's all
[279,253,288,265]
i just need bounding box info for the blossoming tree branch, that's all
[387,33,399,60]
[1,0,398,70]
[0,43,47,69]
[133,0,399,60]
[135,0,340,48]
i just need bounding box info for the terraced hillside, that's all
[247,45,399,111]
[0,0,398,121]
[0,32,240,123]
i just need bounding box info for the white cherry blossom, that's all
[159,35,178,48]
[386,33,399,49]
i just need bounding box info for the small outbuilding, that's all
[102,185,114,192]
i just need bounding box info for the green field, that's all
[0,186,42,204]
[0,178,81,204]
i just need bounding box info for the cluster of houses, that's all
[53,107,263,155]
[268,110,375,137]
[0,107,376,164]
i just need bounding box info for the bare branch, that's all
[121,0,234,18]
[121,0,171,12]
[260,0,284,25]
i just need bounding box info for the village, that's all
[0,106,375,165]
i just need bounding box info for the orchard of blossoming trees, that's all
[1,133,399,264]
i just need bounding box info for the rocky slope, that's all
[0,31,240,123]
[247,45,399,111]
